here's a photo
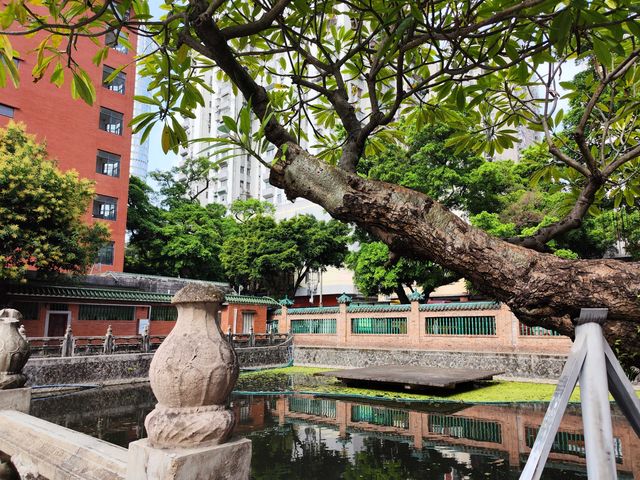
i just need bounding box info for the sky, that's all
[143,0,179,174]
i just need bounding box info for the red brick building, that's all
[0,32,137,272]
[3,282,278,338]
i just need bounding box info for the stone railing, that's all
[27,325,292,357]
[272,300,572,355]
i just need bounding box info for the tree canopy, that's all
[0,122,110,280]
[221,200,351,297]
[2,0,640,354]
[125,174,231,280]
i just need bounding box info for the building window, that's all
[102,65,126,94]
[105,30,128,53]
[150,306,178,321]
[79,304,135,320]
[240,166,245,174]
[99,107,123,135]
[96,242,115,265]
[96,150,121,177]
[93,195,118,220]
[0,103,14,118]
[11,302,38,320]
[242,312,255,333]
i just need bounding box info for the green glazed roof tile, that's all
[347,304,411,313]
[225,294,279,306]
[8,284,280,306]
[419,301,501,311]
[7,284,172,303]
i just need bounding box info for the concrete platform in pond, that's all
[319,365,504,390]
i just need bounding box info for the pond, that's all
[29,382,639,479]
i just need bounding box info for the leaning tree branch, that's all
[507,175,605,250]
[220,0,292,39]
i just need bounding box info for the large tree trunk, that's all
[271,144,640,354]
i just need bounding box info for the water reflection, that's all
[29,385,639,479]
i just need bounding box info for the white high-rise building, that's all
[130,36,152,179]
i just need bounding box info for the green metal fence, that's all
[150,305,178,321]
[351,405,410,429]
[288,397,337,418]
[519,322,562,336]
[78,304,135,321]
[290,318,337,334]
[425,316,496,335]
[525,427,623,461]
[428,415,502,443]
[351,317,408,334]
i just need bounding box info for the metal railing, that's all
[351,405,410,428]
[519,322,562,337]
[425,316,496,335]
[351,317,408,334]
[288,397,337,418]
[290,318,337,334]
[428,414,503,444]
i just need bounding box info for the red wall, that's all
[220,304,268,334]
[293,294,339,308]
[0,33,137,272]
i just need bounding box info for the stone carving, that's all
[0,310,30,389]
[145,284,239,448]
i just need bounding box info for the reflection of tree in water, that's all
[248,424,349,480]
[343,437,513,480]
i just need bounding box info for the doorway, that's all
[46,312,70,337]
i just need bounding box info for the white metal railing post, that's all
[520,308,640,480]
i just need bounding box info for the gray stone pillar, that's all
[127,284,251,480]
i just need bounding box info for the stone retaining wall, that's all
[293,346,568,379]
[25,343,292,386]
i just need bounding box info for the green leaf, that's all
[50,62,64,87]
[161,124,171,154]
[222,116,237,133]
[592,37,612,68]
[239,106,251,134]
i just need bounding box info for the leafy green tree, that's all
[0,122,109,280]
[125,175,229,280]
[347,242,459,303]
[5,0,640,351]
[125,176,166,275]
[221,201,350,297]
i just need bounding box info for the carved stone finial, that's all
[145,284,238,448]
[106,325,113,336]
[337,293,353,305]
[18,325,27,340]
[408,291,425,302]
[278,296,294,307]
[64,325,72,337]
[0,309,30,389]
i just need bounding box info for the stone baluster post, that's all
[127,284,251,480]
[141,324,151,353]
[227,326,233,345]
[278,297,293,334]
[407,291,424,347]
[0,309,30,389]
[336,293,352,347]
[249,327,255,347]
[18,325,27,341]
[269,328,274,345]
[61,325,74,357]
[103,325,115,355]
